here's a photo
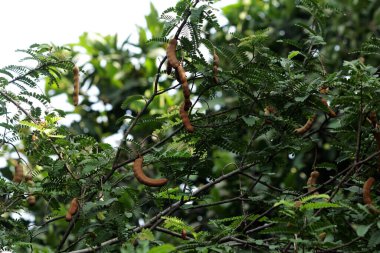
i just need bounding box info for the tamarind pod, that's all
[73,66,80,106]
[13,163,24,183]
[264,106,276,124]
[65,213,73,222]
[369,111,378,127]
[294,115,317,134]
[363,177,375,205]
[25,174,32,182]
[184,99,192,112]
[213,51,219,84]
[307,171,319,194]
[319,232,327,241]
[166,39,180,69]
[27,195,36,206]
[65,198,79,222]
[319,86,329,94]
[180,104,194,133]
[181,229,187,240]
[68,198,79,215]
[320,98,336,118]
[176,65,191,99]
[166,62,173,75]
[133,157,168,187]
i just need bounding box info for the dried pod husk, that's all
[307,171,320,194]
[133,157,168,187]
[73,66,80,106]
[294,115,317,134]
[13,163,24,183]
[320,98,336,118]
[166,38,180,68]
[180,103,194,133]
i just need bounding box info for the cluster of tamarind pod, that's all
[12,162,36,206]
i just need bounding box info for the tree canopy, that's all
[1,0,380,252]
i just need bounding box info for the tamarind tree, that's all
[1,0,380,252]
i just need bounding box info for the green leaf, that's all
[121,95,146,110]
[288,51,300,59]
[147,244,175,253]
[355,224,372,237]
[242,116,260,127]
[368,230,380,247]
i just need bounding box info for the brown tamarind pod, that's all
[65,213,73,222]
[13,163,24,183]
[65,198,79,222]
[294,201,302,208]
[73,66,80,106]
[27,195,36,206]
[319,86,329,94]
[176,65,191,99]
[213,50,219,84]
[181,229,187,240]
[319,232,327,241]
[320,98,336,118]
[166,38,180,69]
[133,157,168,187]
[180,103,194,133]
[363,177,375,205]
[166,62,173,75]
[184,99,192,112]
[294,115,317,134]
[264,106,276,124]
[307,171,319,194]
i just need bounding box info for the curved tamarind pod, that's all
[27,195,36,206]
[213,51,219,84]
[65,213,73,222]
[363,177,375,205]
[184,99,192,112]
[320,98,336,118]
[166,62,173,75]
[307,171,319,194]
[180,103,194,133]
[166,39,180,69]
[294,115,317,134]
[176,65,191,99]
[13,163,24,183]
[133,157,168,187]
[73,66,80,106]
[65,198,79,222]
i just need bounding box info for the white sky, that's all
[0,0,236,67]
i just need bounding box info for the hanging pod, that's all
[133,156,168,187]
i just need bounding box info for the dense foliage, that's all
[1,0,380,252]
